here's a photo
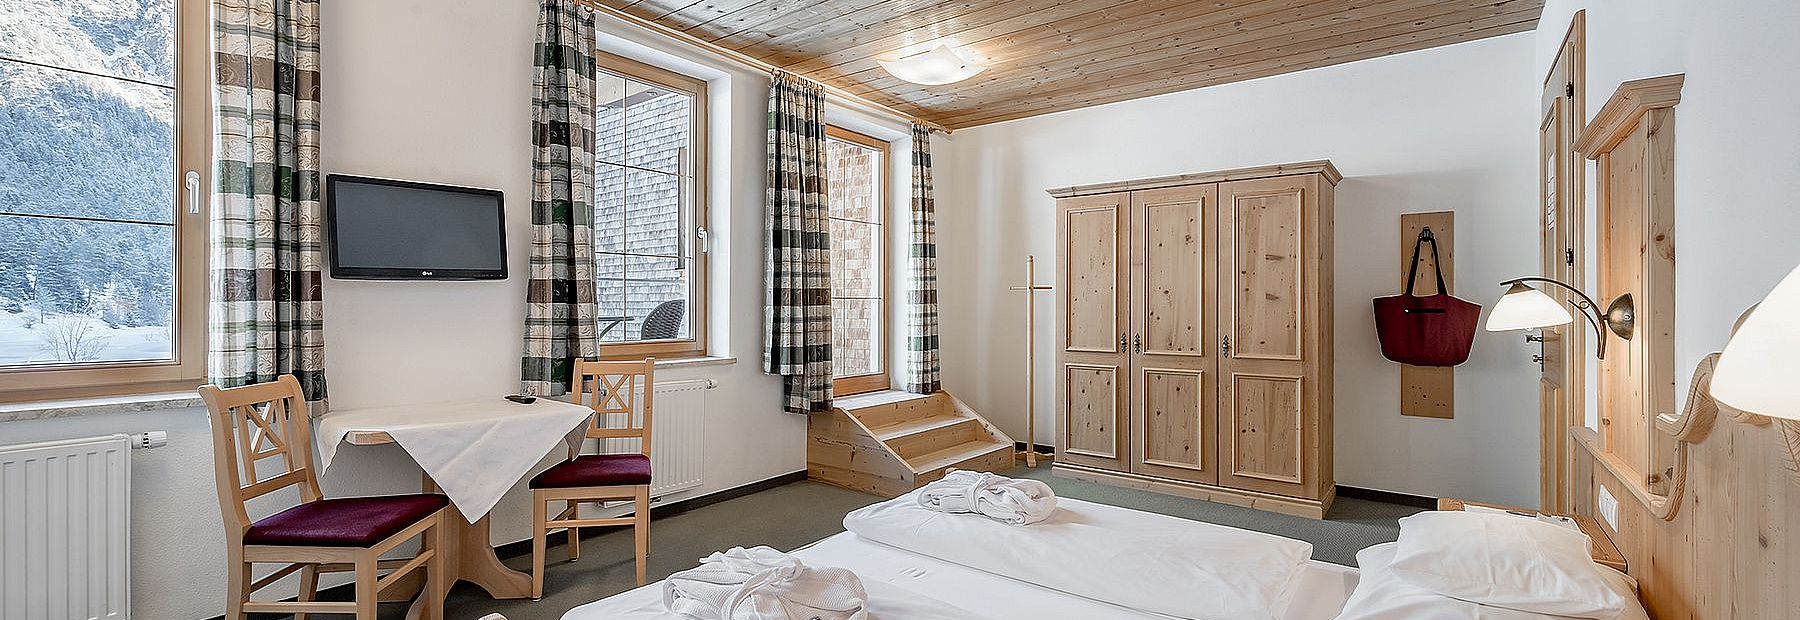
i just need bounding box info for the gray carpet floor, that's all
[362,466,1423,619]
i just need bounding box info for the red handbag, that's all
[1373,228,1481,367]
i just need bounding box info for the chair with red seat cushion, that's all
[201,375,446,620]
[530,357,657,596]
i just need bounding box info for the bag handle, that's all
[1404,227,1449,297]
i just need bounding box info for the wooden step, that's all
[906,439,1012,475]
[886,418,982,461]
[870,412,971,441]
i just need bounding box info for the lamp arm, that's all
[1502,277,1608,359]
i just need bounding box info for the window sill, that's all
[0,391,203,424]
[652,356,737,369]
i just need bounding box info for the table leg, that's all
[404,476,535,619]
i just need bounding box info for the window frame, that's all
[592,50,710,362]
[0,0,211,402]
[824,125,892,397]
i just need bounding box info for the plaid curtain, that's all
[209,0,328,410]
[521,0,599,397]
[764,72,833,414]
[905,123,941,394]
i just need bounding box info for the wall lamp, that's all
[1484,277,1635,359]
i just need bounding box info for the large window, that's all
[0,0,208,400]
[826,126,889,395]
[593,52,708,360]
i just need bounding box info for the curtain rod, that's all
[570,0,951,134]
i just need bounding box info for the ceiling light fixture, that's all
[877,44,985,86]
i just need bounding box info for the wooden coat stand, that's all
[1009,255,1055,467]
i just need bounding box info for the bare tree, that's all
[38,315,109,361]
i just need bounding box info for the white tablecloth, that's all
[316,397,594,520]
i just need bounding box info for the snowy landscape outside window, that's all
[0,0,208,398]
[593,53,708,360]
[826,126,889,396]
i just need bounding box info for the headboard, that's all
[1570,351,1800,618]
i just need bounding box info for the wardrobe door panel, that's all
[1128,185,1217,483]
[1220,176,1316,498]
[1057,193,1129,471]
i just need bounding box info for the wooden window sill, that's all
[650,356,737,369]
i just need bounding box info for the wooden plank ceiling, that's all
[597,0,1544,129]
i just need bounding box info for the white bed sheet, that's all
[560,532,1359,620]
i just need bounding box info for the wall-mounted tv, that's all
[325,174,507,280]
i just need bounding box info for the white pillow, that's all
[1338,542,1647,620]
[1386,511,1629,618]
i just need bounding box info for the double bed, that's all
[564,531,1361,620]
[563,491,1362,620]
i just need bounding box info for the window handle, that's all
[184,170,201,214]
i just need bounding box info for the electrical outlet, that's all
[1596,484,1620,530]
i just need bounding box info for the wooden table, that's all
[1437,498,1628,572]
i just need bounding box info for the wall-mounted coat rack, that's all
[1400,212,1455,418]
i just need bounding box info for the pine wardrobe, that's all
[1048,161,1339,519]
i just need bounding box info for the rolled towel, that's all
[915,470,1057,525]
[663,546,869,620]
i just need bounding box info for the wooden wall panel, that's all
[1399,211,1455,419]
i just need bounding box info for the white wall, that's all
[1533,1,1800,419]
[0,1,832,617]
[935,33,1545,505]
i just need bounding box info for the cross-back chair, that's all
[529,357,656,596]
[201,375,446,620]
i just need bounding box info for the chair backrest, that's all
[198,375,321,534]
[570,358,655,459]
[639,299,685,340]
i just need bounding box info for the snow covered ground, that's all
[0,310,170,367]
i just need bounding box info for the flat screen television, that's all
[325,174,508,280]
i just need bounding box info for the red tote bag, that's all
[1372,229,1481,367]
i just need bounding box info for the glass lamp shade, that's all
[1485,282,1575,332]
[1712,264,1800,421]
[876,45,986,86]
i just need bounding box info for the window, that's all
[0,0,208,400]
[826,126,889,395]
[593,52,709,360]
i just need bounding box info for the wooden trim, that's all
[1538,10,1586,514]
[0,0,209,402]
[1045,160,1342,198]
[1574,74,1685,157]
[593,50,711,360]
[570,0,949,134]
[825,125,892,396]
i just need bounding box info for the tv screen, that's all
[325,175,507,280]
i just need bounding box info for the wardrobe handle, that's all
[1119,334,1127,353]
[1221,336,1232,358]
[1133,334,1141,353]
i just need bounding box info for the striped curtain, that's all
[521,0,599,396]
[764,72,833,414]
[905,123,941,394]
[209,0,328,410]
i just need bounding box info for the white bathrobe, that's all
[663,546,868,620]
[915,470,1057,525]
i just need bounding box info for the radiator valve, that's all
[128,431,168,450]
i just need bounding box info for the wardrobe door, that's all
[1218,176,1315,498]
[1056,193,1130,471]
[1127,185,1218,484]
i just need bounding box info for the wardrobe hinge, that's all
[1565,247,1575,266]
[1566,82,1575,98]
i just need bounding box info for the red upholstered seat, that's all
[244,494,449,547]
[530,454,652,489]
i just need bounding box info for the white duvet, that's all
[842,489,1314,620]
[576,575,993,620]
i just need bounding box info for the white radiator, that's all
[1,435,132,620]
[600,378,710,498]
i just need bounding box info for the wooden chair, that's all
[201,375,446,620]
[530,358,656,596]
